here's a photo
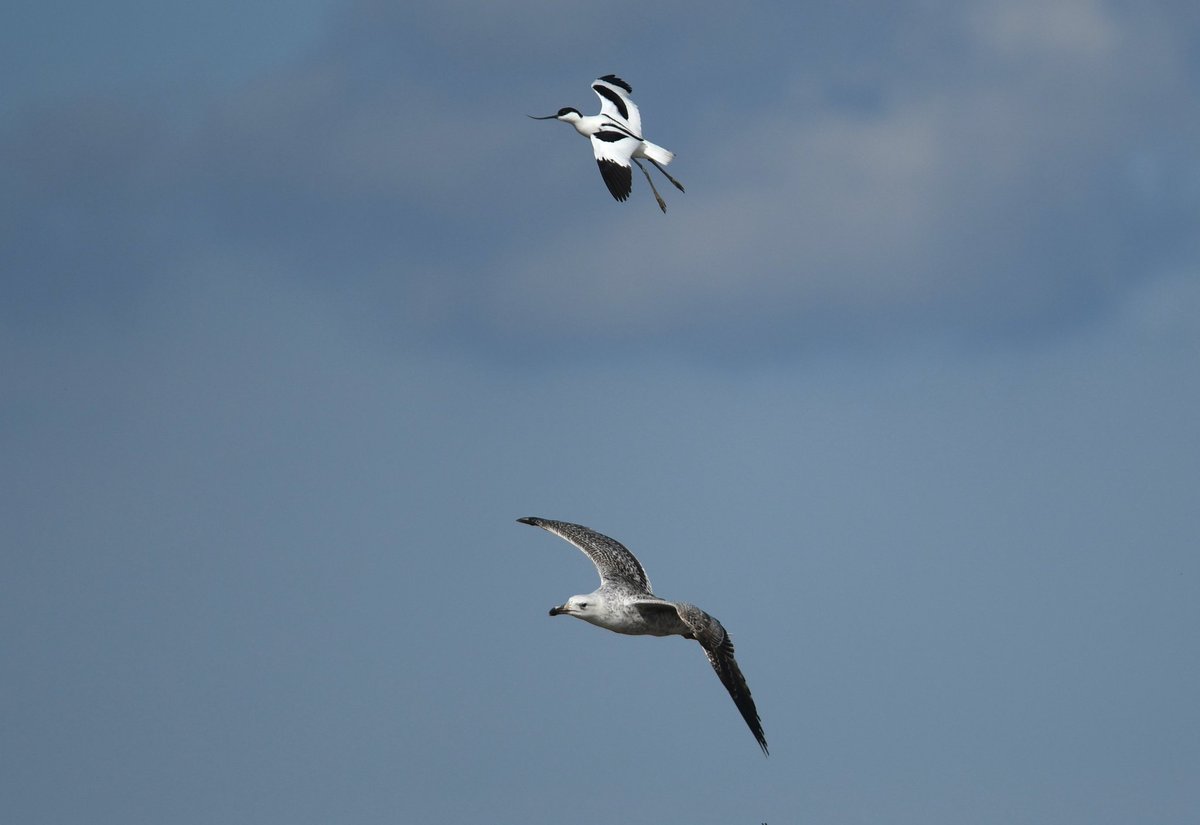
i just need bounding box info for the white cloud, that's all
[1121,267,1200,340]
[969,0,1121,58]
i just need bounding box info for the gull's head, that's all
[549,594,594,618]
[528,106,582,124]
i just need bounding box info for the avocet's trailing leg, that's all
[648,158,685,193]
[633,159,668,213]
[529,74,685,212]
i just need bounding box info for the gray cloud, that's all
[489,1,1200,351]
[2,1,1197,360]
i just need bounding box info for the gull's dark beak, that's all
[528,114,559,120]
[548,604,567,616]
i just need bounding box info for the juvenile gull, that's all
[517,516,768,755]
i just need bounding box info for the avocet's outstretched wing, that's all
[588,129,640,202]
[592,74,642,138]
[517,517,653,592]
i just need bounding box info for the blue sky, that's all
[3,1,1199,823]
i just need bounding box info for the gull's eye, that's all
[578,602,588,609]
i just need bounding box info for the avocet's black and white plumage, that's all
[529,75,685,212]
[517,516,767,755]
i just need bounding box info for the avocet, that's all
[530,75,684,212]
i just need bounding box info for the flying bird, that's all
[529,74,685,212]
[517,516,767,755]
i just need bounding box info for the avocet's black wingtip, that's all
[597,74,633,94]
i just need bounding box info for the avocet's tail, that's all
[639,141,674,166]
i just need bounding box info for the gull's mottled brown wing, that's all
[518,517,652,592]
[674,601,768,755]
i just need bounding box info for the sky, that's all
[2,1,1199,823]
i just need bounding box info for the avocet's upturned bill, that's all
[529,75,685,213]
[517,516,767,755]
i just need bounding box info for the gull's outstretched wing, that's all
[591,74,642,138]
[518,517,652,592]
[674,601,768,755]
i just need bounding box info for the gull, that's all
[517,516,767,755]
[529,74,685,212]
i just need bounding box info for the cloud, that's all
[485,1,1200,353]
[969,0,1121,58]
[3,1,1197,360]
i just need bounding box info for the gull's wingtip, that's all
[517,516,542,526]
